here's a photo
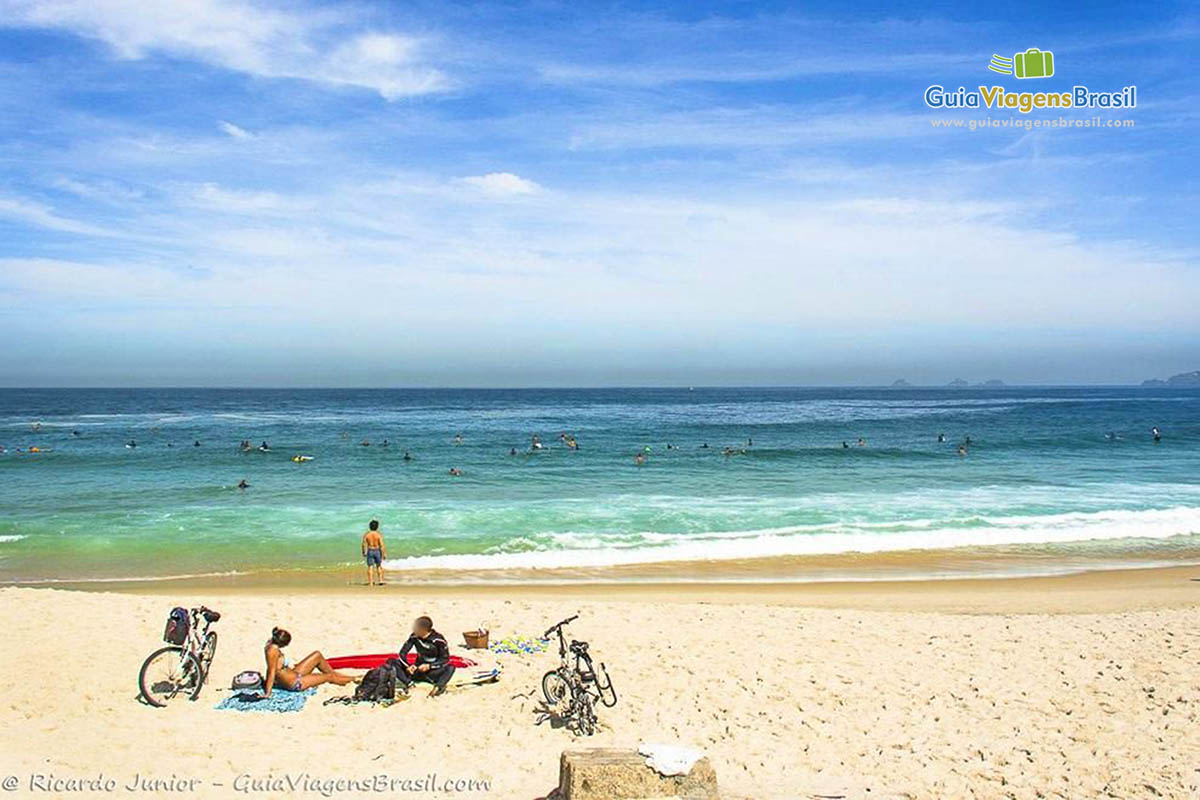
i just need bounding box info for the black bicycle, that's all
[138,606,220,707]
[541,614,617,735]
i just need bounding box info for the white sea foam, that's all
[0,535,26,543]
[382,506,1200,572]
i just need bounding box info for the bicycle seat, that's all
[569,640,589,654]
[201,609,221,622]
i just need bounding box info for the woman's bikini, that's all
[268,644,304,691]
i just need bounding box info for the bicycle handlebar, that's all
[544,613,579,638]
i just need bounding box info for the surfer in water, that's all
[1152,426,1162,443]
[237,479,250,490]
[403,450,412,462]
[362,519,386,586]
[449,467,463,476]
[263,627,356,696]
[937,433,945,443]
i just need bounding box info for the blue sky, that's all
[0,0,1196,386]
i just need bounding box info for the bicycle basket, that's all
[163,607,190,645]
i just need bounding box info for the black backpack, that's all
[163,607,189,645]
[353,662,397,702]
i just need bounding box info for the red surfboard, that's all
[327,653,478,670]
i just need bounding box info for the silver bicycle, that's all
[138,606,220,707]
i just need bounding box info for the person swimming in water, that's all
[381,439,389,447]
[634,452,645,466]
[360,440,370,447]
[126,439,136,449]
[531,434,543,450]
[263,627,356,696]
[842,441,850,449]
[509,447,518,456]
[937,433,945,443]
[259,441,270,451]
[237,479,250,489]
[193,440,201,447]
[403,450,412,461]
[453,433,463,446]
[856,438,866,447]
[957,445,968,457]
[1152,426,1161,442]
[448,467,463,476]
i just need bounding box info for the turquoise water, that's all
[1,387,1199,582]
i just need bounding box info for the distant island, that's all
[890,379,912,387]
[1141,370,1200,387]
[980,379,1006,387]
[947,378,969,388]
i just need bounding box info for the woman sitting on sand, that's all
[263,627,356,696]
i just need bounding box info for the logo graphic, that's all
[988,48,1055,79]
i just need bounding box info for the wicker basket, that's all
[462,630,489,649]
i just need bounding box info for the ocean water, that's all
[1,387,1198,583]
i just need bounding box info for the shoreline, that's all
[15,561,1199,614]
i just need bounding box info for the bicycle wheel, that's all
[138,646,202,707]
[576,692,597,736]
[199,631,218,676]
[542,669,569,708]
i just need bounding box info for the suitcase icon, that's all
[1014,48,1054,79]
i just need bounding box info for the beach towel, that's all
[215,689,315,713]
[489,635,550,655]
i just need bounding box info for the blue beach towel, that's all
[215,689,315,713]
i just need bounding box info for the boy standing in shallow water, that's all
[362,519,386,586]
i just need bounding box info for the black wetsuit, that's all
[396,630,455,690]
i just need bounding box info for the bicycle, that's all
[540,614,617,735]
[138,606,221,707]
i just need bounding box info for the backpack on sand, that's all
[230,671,264,691]
[353,661,397,702]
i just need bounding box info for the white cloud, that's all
[217,120,254,139]
[53,176,145,203]
[187,183,305,214]
[0,195,113,236]
[0,0,450,99]
[460,172,541,196]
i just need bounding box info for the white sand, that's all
[1,581,1198,799]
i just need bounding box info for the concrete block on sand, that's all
[559,748,719,800]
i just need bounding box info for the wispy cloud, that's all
[460,172,541,196]
[0,195,113,236]
[217,120,254,140]
[0,0,450,99]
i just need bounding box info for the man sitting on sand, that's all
[362,519,386,586]
[396,616,455,697]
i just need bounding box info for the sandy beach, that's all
[2,566,1198,799]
